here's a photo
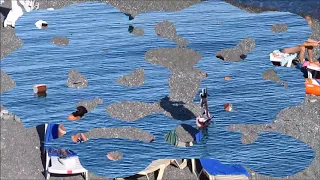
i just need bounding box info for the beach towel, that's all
[45,123,77,157]
[164,130,177,146]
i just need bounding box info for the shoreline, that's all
[1,0,319,179]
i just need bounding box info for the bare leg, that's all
[299,46,306,62]
[307,46,314,62]
[282,46,301,54]
[282,46,306,62]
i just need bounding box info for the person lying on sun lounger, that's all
[280,15,320,63]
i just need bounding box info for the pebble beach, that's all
[1,0,319,179]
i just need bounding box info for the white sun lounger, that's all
[137,159,172,180]
[269,50,297,67]
[3,0,38,28]
[43,123,88,180]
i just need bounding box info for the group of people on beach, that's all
[280,15,320,67]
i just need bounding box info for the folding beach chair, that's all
[43,123,88,180]
[137,159,171,180]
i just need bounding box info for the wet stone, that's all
[77,97,104,112]
[66,69,88,88]
[271,24,288,33]
[51,36,69,46]
[0,71,16,93]
[116,68,145,87]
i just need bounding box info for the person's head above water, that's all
[68,106,88,120]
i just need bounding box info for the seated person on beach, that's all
[50,106,89,158]
[280,15,320,64]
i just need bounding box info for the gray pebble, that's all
[51,36,69,46]
[0,71,16,93]
[116,68,145,87]
[66,69,88,88]
[271,24,288,33]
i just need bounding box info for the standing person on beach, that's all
[280,15,320,64]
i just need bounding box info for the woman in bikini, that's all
[281,15,320,65]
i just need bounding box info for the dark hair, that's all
[72,106,88,117]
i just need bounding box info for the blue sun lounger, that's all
[43,123,88,180]
[192,131,250,180]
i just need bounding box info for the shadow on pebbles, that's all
[216,37,255,61]
[116,68,145,87]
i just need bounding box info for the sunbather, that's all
[280,15,320,63]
